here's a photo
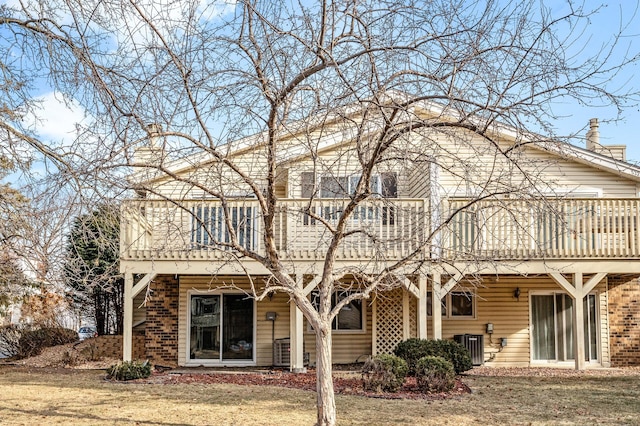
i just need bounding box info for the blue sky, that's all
[546,1,640,162]
[2,0,639,172]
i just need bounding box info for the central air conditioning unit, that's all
[454,334,484,366]
[273,338,291,367]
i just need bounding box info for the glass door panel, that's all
[532,293,599,363]
[556,294,574,361]
[532,295,556,360]
[190,295,220,360]
[584,294,598,361]
[222,295,254,360]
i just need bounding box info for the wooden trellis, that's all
[374,288,405,355]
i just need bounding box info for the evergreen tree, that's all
[65,204,123,335]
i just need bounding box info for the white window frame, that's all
[529,290,601,365]
[427,289,477,320]
[185,289,257,367]
[307,290,367,334]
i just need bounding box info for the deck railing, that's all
[120,197,640,261]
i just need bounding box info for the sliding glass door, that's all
[189,294,254,362]
[531,293,598,362]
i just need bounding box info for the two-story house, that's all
[120,100,640,371]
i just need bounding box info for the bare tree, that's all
[1,1,639,424]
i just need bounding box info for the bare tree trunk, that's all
[315,325,336,426]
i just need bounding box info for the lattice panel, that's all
[375,288,405,354]
[409,297,417,338]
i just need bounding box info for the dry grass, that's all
[1,366,639,425]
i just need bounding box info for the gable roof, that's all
[131,94,640,185]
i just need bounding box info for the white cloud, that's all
[29,92,87,143]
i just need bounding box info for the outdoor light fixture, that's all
[486,323,494,334]
[514,287,521,300]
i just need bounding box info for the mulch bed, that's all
[130,369,471,400]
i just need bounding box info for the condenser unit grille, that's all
[273,338,291,367]
[454,334,484,366]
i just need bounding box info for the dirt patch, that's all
[4,339,118,369]
[130,369,471,400]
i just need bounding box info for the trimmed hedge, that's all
[17,327,77,359]
[415,355,456,393]
[361,354,408,393]
[106,360,152,381]
[393,338,472,375]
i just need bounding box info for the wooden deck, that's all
[120,198,640,261]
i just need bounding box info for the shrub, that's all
[106,360,152,381]
[0,324,29,358]
[17,327,77,359]
[394,338,472,375]
[361,354,408,393]
[415,356,456,393]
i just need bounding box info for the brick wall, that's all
[144,275,179,367]
[87,335,145,360]
[608,275,640,367]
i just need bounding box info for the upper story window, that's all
[301,172,397,199]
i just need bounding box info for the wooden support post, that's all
[122,272,156,362]
[290,275,306,373]
[123,272,133,361]
[432,272,442,340]
[417,275,428,339]
[402,292,410,339]
[573,272,586,371]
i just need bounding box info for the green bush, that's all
[394,338,472,375]
[106,360,152,381]
[361,354,408,393]
[17,327,78,359]
[415,356,456,393]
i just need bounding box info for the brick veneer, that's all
[87,335,145,360]
[608,275,640,367]
[145,275,179,367]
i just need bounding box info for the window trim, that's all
[528,290,601,365]
[185,289,257,367]
[301,172,398,199]
[427,289,477,320]
[307,290,367,334]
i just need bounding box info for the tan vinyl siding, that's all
[423,129,639,198]
[147,123,637,202]
[407,163,430,199]
[423,275,609,367]
[132,291,146,326]
[304,301,373,365]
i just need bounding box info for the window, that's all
[310,290,364,331]
[301,172,398,199]
[189,293,254,362]
[531,293,599,362]
[427,290,475,318]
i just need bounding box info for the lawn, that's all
[0,366,639,425]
